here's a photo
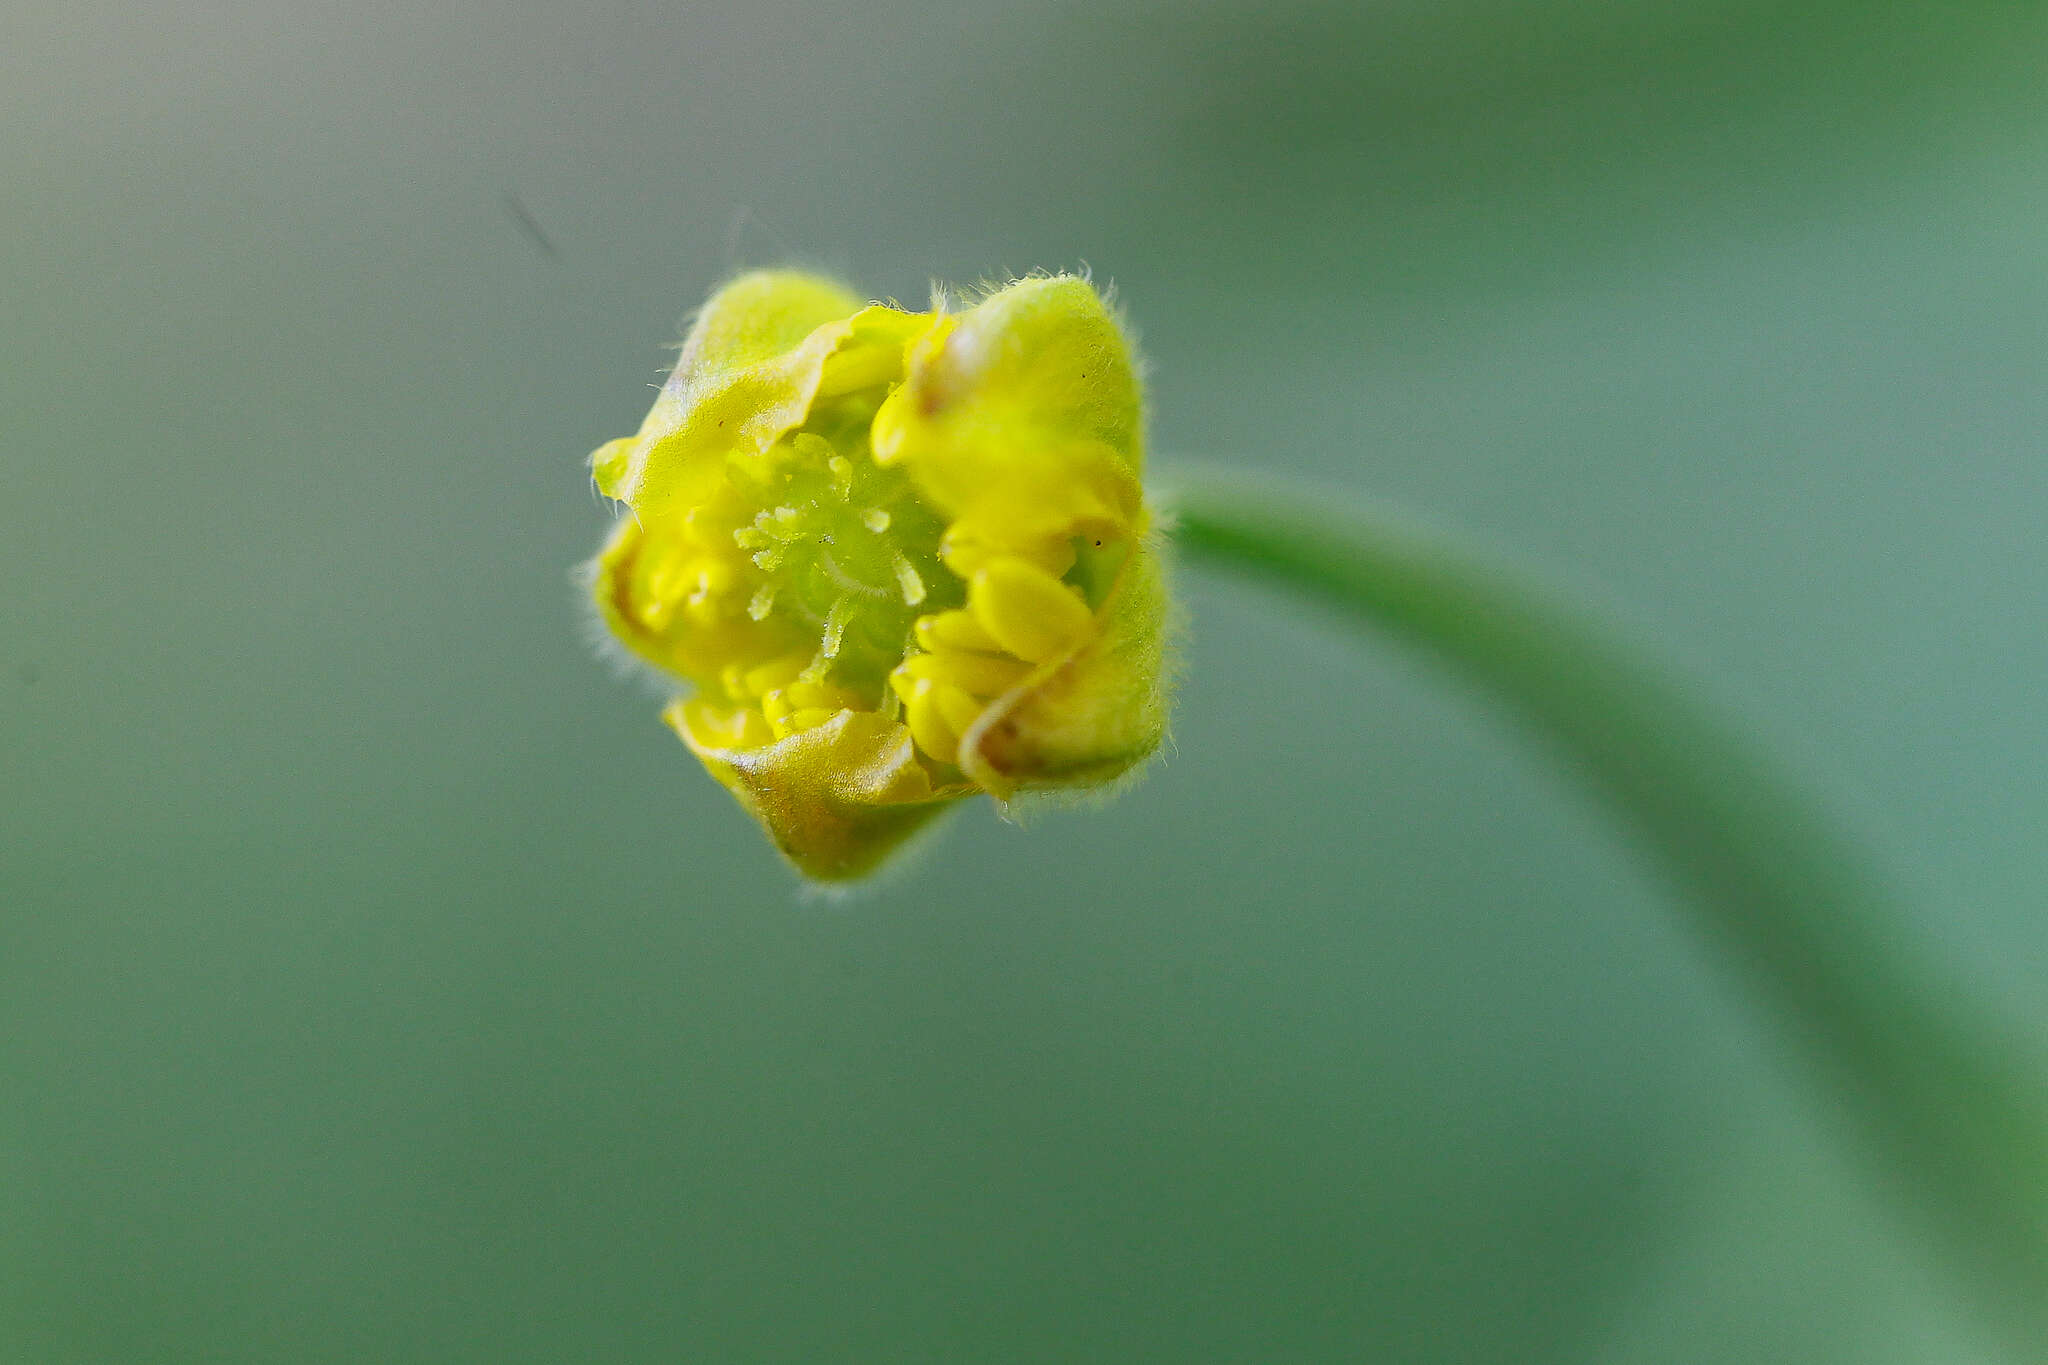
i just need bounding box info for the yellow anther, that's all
[899,649,1032,697]
[937,534,993,578]
[760,688,796,726]
[914,609,1002,655]
[729,708,774,749]
[901,679,960,764]
[699,703,771,748]
[1032,537,1079,578]
[969,558,1093,663]
[747,584,778,620]
[861,508,891,534]
[742,651,810,697]
[827,454,855,496]
[932,683,984,738]
[786,677,852,711]
[719,662,750,701]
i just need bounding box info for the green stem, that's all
[1164,471,2048,1347]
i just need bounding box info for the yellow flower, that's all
[586,271,1171,880]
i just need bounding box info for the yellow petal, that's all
[679,271,866,382]
[670,700,969,881]
[872,275,1146,544]
[587,516,798,684]
[585,271,1173,881]
[591,271,924,520]
[960,530,1172,800]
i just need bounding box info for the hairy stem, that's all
[1165,470,2048,1348]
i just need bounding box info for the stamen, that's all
[900,649,1031,696]
[744,652,810,696]
[747,584,777,620]
[969,557,1092,663]
[914,609,1002,655]
[933,684,984,737]
[862,508,891,533]
[900,679,959,764]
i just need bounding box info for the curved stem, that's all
[1164,470,2048,1348]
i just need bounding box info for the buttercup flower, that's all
[586,271,1170,880]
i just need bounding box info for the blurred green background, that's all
[5,1,2046,1359]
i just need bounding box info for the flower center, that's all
[723,397,959,708]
